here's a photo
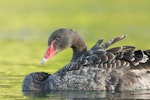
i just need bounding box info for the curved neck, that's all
[71,34,87,62]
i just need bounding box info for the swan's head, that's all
[40,28,78,64]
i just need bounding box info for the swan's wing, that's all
[61,36,150,71]
[80,35,149,68]
[79,36,135,65]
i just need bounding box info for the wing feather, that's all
[62,36,150,71]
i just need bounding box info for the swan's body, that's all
[22,28,150,91]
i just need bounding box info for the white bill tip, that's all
[41,58,47,65]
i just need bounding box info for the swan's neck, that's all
[71,34,87,61]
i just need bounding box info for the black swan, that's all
[22,28,150,91]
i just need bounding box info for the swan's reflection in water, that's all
[23,90,150,99]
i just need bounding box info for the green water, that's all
[0,0,150,99]
[23,90,150,99]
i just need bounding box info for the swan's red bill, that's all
[41,41,56,65]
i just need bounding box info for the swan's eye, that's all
[55,37,60,41]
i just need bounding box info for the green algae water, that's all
[0,0,150,99]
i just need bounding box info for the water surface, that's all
[23,90,150,99]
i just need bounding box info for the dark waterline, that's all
[23,90,150,99]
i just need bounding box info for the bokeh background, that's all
[0,0,150,99]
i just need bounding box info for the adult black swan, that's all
[22,28,150,92]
